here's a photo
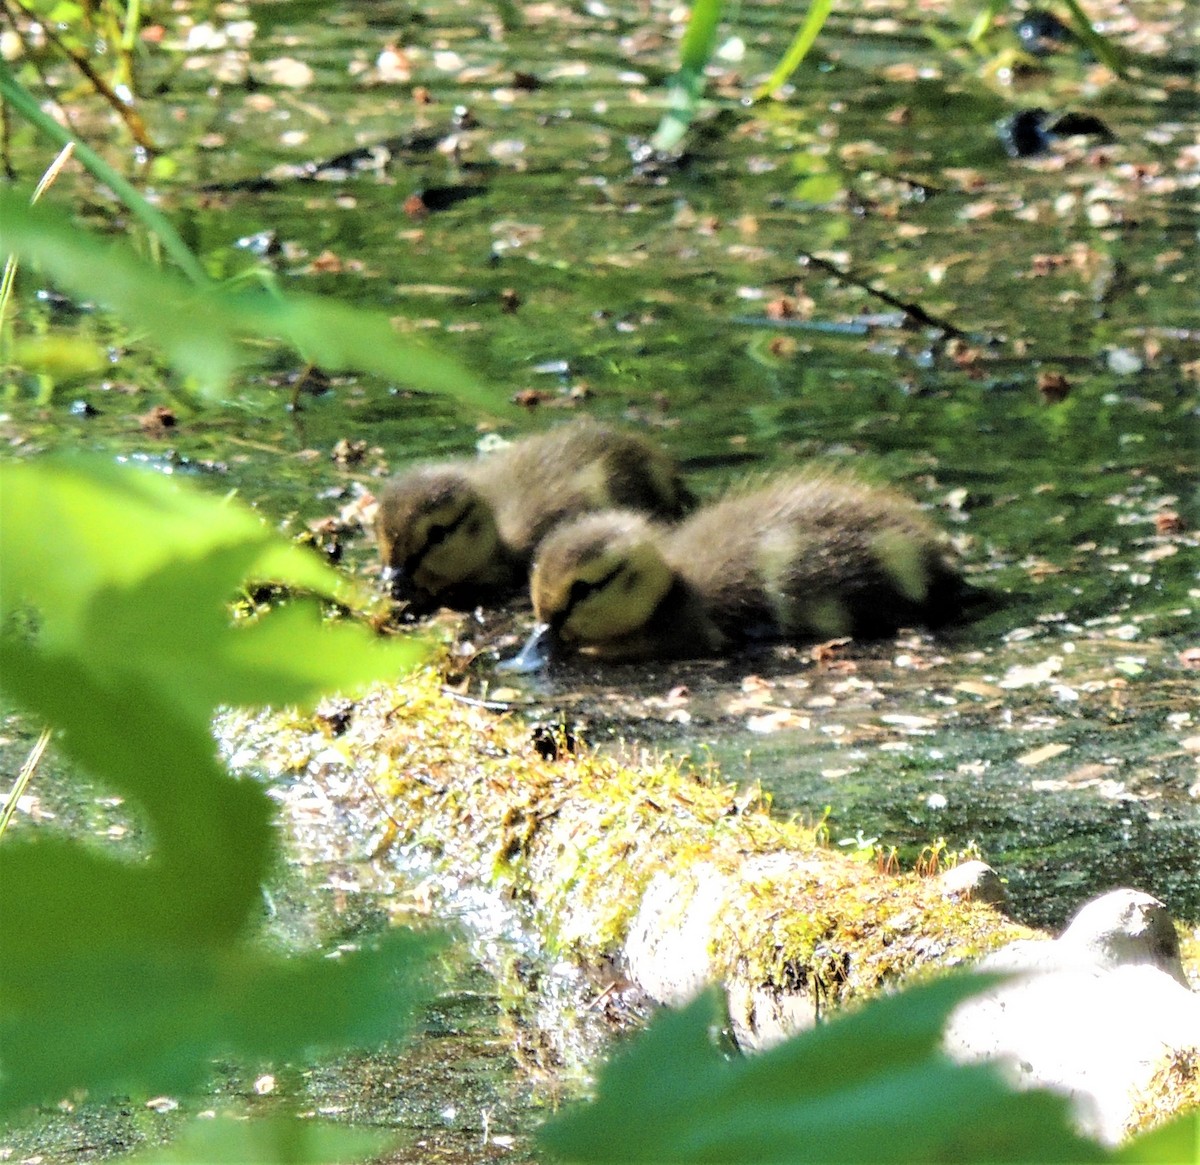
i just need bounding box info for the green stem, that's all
[0,61,209,286]
[754,0,834,99]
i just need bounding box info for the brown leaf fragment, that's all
[138,405,177,436]
[308,250,345,273]
[954,681,1004,699]
[331,438,367,467]
[1017,742,1071,767]
[511,388,550,408]
[1037,371,1071,403]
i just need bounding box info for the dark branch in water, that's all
[796,249,968,339]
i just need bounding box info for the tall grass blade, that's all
[1060,0,1125,74]
[0,61,208,285]
[650,0,724,152]
[754,0,833,99]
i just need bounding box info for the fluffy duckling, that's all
[375,420,692,611]
[509,472,968,667]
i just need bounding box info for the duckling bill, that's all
[375,420,692,611]
[511,472,971,667]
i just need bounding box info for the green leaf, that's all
[792,173,845,205]
[1112,1110,1199,1163]
[0,641,276,919]
[0,459,427,709]
[0,925,441,1112]
[966,0,1010,47]
[0,194,491,404]
[541,975,1107,1163]
[0,457,358,643]
[127,1116,396,1165]
[0,457,445,1114]
[8,333,108,380]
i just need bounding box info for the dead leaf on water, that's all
[879,714,938,730]
[260,56,314,88]
[746,709,811,734]
[1000,657,1063,689]
[1016,742,1071,767]
[954,680,1004,698]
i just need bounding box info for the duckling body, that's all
[519,472,967,664]
[375,420,692,610]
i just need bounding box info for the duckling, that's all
[509,472,968,667]
[375,419,693,611]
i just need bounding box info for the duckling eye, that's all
[568,578,597,606]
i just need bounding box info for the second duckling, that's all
[510,472,969,667]
[375,419,692,611]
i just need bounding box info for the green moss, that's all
[232,665,1038,1016]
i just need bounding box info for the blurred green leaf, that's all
[541,975,1107,1163]
[0,639,276,915]
[1112,1110,1198,1162]
[0,924,440,1112]
[966,0,1009,46]
[792,173,845,205]
[1059,0,1125,75]
[0,458,441,1115]
[0,194,491,403]
[127,1116,396,1165]
[8,333,108,380]
[0,457,363,647]
[0,458,343,638]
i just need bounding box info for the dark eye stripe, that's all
[561,563,622,621]
[407,507,471,572]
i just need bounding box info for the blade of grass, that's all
[0,60,208,285]
[1060,0,1126,75]
[0,142,74,350]
[650,0,725,153]
[966,0,1010,47]
[754,0,833,100]
[0,727,52,839]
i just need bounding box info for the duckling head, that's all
[509,512,673,668]
[375,467,501,603]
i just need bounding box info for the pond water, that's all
[2,0,1197,1158]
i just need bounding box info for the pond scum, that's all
[223,659,1200,1134]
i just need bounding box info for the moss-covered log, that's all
[228,665,1035,1046]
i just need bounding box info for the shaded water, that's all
[2,0,1198,1157]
